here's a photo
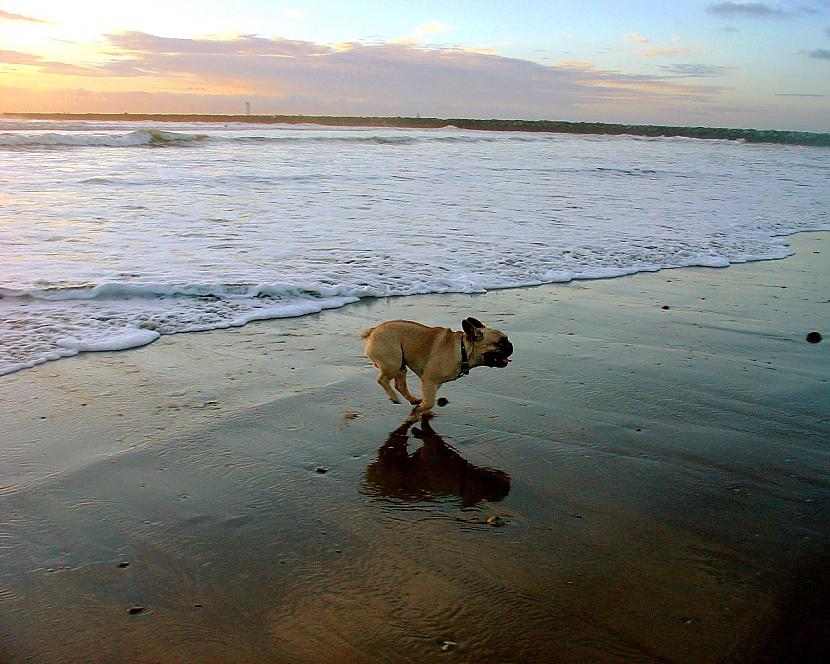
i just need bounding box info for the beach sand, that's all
[1,233,827,663]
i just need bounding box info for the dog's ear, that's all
[462,317,484,341]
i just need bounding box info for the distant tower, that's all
[245,102,251,115]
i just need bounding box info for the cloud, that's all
[0,32,732,120]
[630,34,697,58]
[106,31,329,57]
[0,49,42,65]
[797,1,830,15]
[0,48,108,76]
[774,92,828,96]
[638,44,696,57]
[707,2,787,17]
[102,32,725,108]
[392,21,453,46]
[0,9,48,23]
[807,47,830,57]
[659,63,733,77]
[0,51,101,78]
[414,21,452,36]
[707,1,830,17]
[624,33,650,43]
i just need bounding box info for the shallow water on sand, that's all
[2,120,829,375]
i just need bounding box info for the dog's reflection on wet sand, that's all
[364,416,511,507]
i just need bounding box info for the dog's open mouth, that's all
[484,353,511,368]
[484,340,513,368]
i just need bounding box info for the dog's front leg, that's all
[415,379,440,413]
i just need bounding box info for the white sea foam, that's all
[1,122,828,376]
[57,329,160,352]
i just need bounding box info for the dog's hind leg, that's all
[394,369,422,406]
[366,333,406,405]
[377,370,403,404]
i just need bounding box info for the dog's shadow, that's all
[363,416,511,508]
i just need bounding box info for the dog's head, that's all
[462,317,513,368]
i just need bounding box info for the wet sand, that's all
[1,233,827,663]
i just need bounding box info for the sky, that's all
[1,0,829,131]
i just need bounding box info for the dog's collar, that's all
[459,337,470,378]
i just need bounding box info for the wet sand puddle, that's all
[1,395,697,664]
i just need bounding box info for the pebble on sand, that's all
[806,331,822,343]
[127,606,145,615]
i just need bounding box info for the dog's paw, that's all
[410,408,434,421]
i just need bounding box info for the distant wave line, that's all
[4,113,829,147]
[0,129,773,150]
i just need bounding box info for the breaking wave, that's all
[0,129,209,148]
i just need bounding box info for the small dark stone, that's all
[806,332,822,344]
[127,606,145,615]
[194,603,203,608]
[437,397,449,407]
[315,466,329,474]
[117,561,130,568]
[661,305,670,310]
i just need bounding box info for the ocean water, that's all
[1,119,828,376]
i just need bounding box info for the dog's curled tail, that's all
[360,327,375,339]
